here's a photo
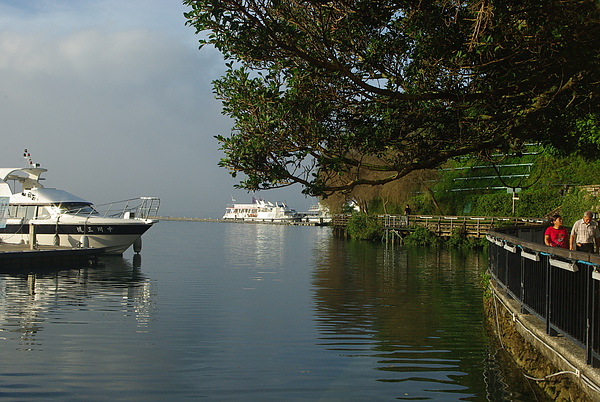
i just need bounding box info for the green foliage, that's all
[185,0,600,197]
[470,193,512,217]
[367,198,404,215]
[411,194,437,215]
[513,191,560,218]
[560,188,598,227]
[470,237,489,250]
[446,227,468,248]
[399,149,600,220]
[404,227,441,247]
[346,213,383,241]
[341,203,357,214]
[446,227,488,250]
[480,272,492,299]
[533,153,600,187]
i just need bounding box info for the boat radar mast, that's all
[23,149,41,169]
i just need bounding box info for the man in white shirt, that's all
[570,210,600,253]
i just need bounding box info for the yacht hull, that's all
[0,220,155,255]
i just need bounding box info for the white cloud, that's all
[0,0,313,218]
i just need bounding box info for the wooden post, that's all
[29,223,36,250]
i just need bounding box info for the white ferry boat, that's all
[223,198,299,222]
[0,151,160,255]
[302,203,332,224]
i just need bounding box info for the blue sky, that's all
[0,0,315,218]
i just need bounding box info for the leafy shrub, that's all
[480,271,492,298]
[465,236,489,250]
[346,213,383,241]
[514,190,561,218]
[446,227,468,248]
[470,193,512,216]
[561,188,598,227]
[446,227,488,250]
[404,226,440,247]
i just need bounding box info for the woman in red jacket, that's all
[544,214,569,248]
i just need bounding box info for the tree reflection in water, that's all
[310,236,546,401]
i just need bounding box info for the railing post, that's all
[545,255,550,335]
[590,271,600,367]
[520,247,525,312]
[587,265,594,366]
[585,269,594,365]
[545,256,558,336]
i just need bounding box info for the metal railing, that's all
[45,197,161,220]
[487,226,600,367]
[15,197,161,222]
[96,196,161,219]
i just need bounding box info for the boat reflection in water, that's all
[0,256,154,350]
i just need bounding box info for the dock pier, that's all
[0,243,103,272]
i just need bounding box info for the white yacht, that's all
[0,151,160,255]
[303,203,332,224]
[223,198,299,222]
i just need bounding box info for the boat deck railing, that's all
[41,197,161,220]
[96,197,161,219]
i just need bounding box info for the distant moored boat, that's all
[222,197,299,222]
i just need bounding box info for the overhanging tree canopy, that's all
[184,0,600,196]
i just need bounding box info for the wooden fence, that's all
[332,214,545,238]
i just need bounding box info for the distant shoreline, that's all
[153,216,329,226]
[154,216,221,222]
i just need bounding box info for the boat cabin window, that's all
[8,205,40,220]
[55,202,97,215]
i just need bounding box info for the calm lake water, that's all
[0,221,540,400]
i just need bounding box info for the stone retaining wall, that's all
[485,280,598,401]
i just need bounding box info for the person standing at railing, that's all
[404,204,411,226]
[544,214,569,248]
[569,210,600,253]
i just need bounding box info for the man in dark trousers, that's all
[570,210,600,253]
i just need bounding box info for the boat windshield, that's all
[56,202,98,215]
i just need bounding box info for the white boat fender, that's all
[79,235,89,248]
[133,237,142,253]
